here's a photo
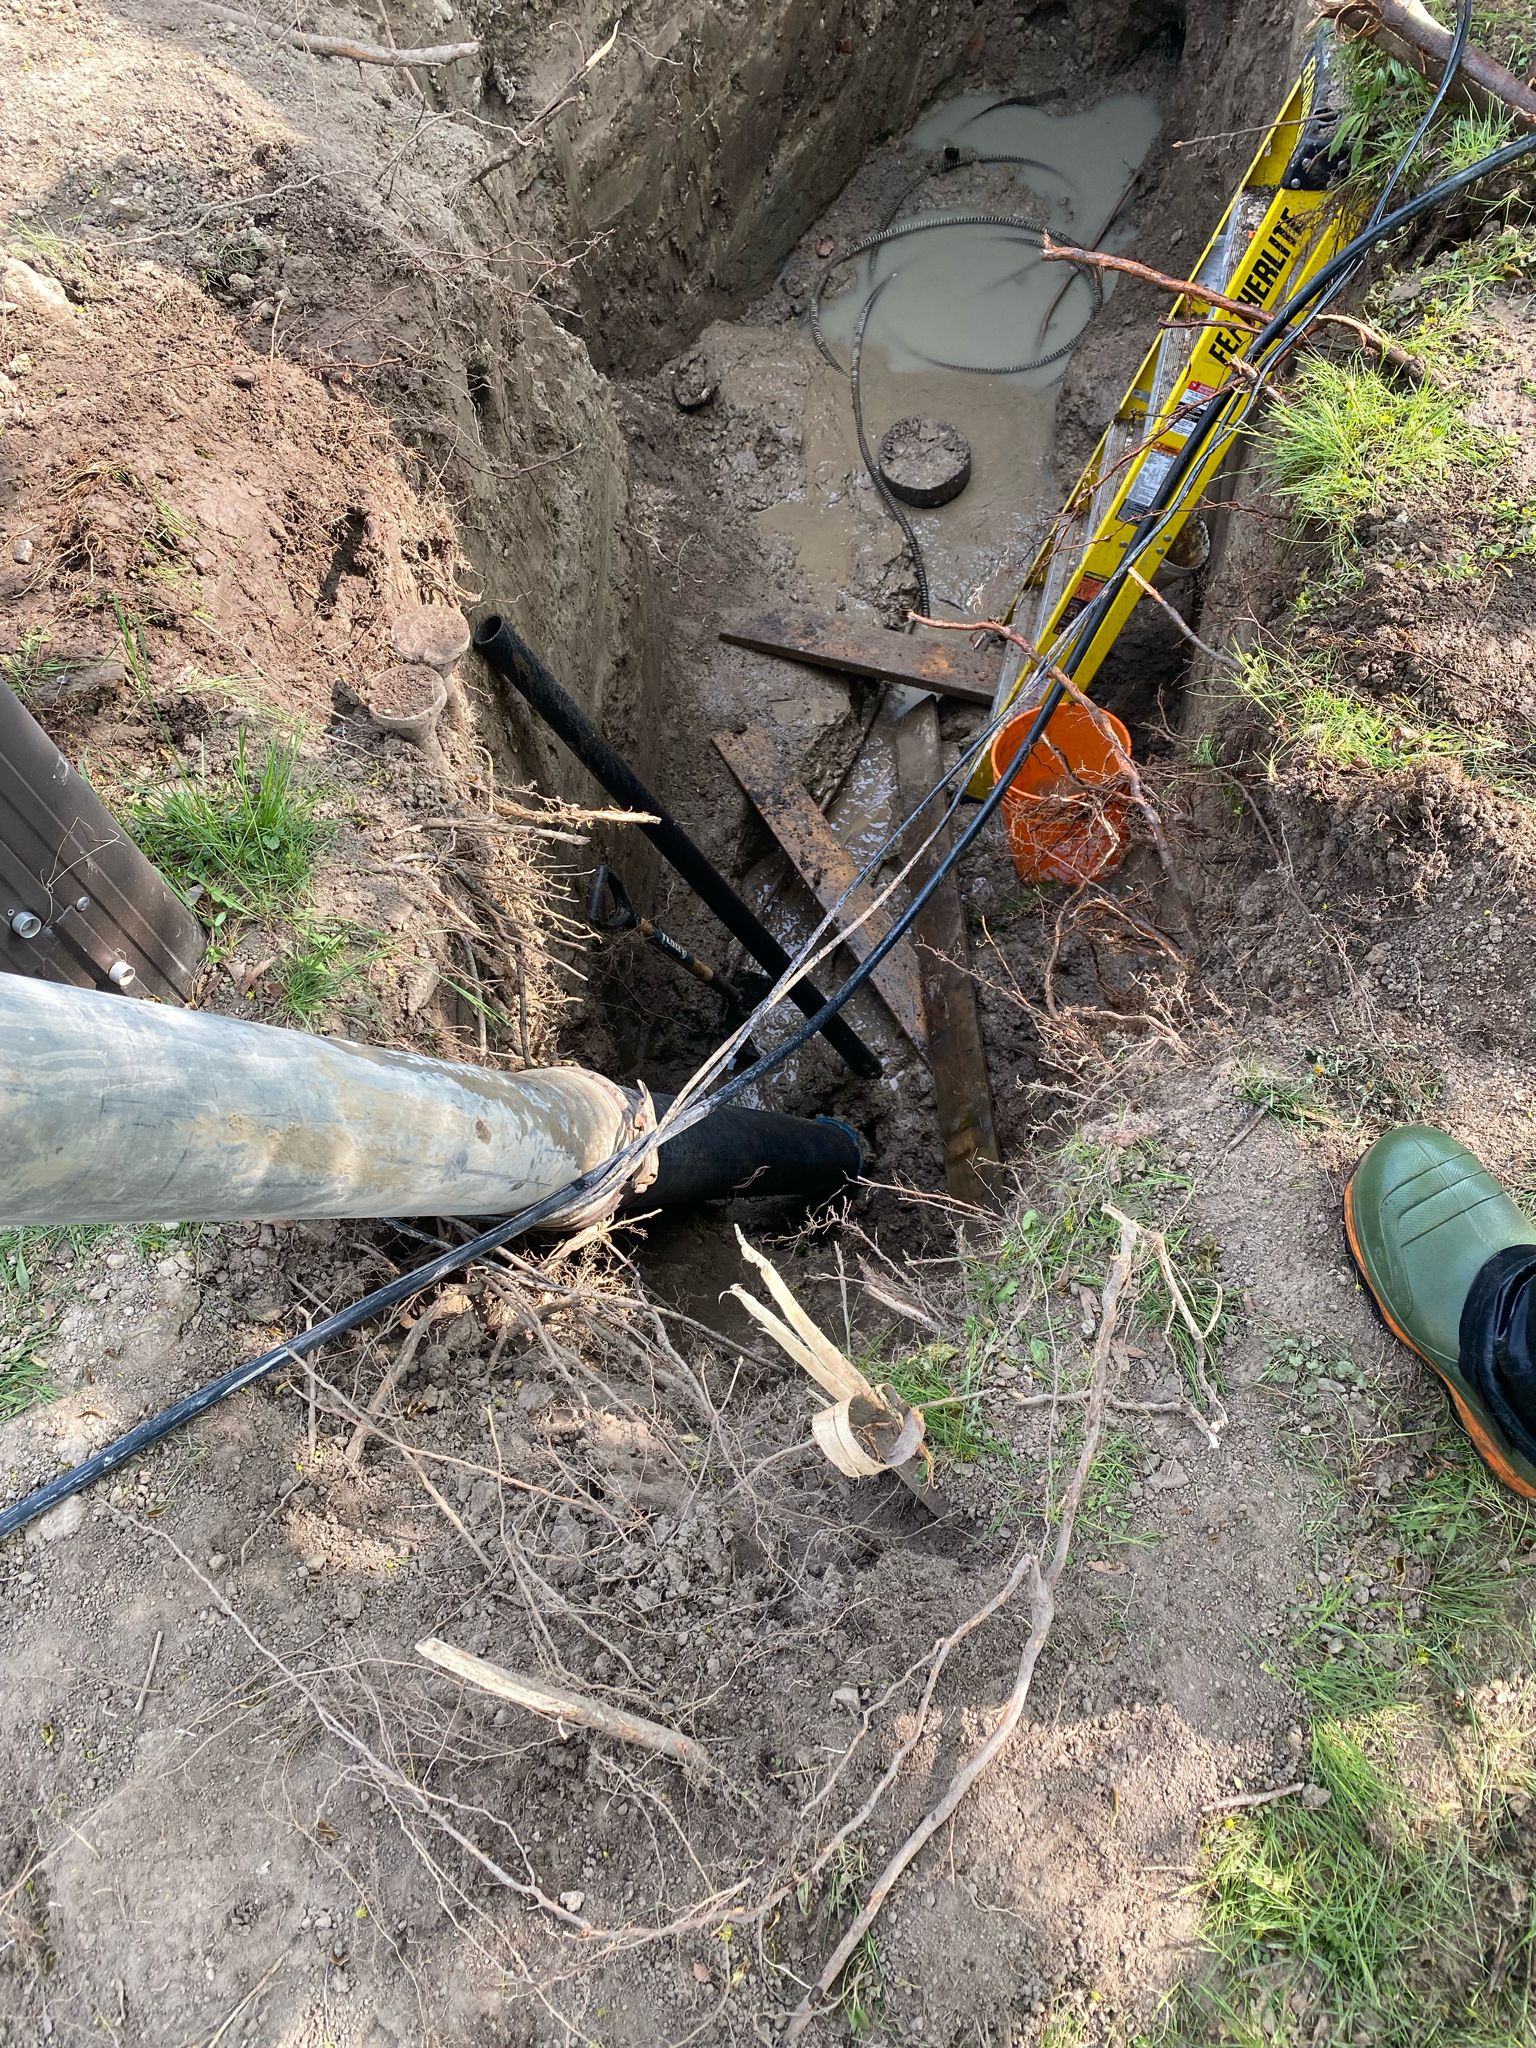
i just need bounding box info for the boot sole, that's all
[1344,1172,1536,1501]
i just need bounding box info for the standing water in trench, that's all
[728,87,1164,1105]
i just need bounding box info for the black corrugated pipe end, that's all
[639,1101,864,1210]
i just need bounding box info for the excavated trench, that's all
[481,0,1309,1217]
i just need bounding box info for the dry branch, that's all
[345,1289,467,1468]
[1124,566,1242,672]
[1205,1779,1306,1813]
[465,21,620,185]
[203,7,479,64]
[1040,236,1436,383]
[417,1637,711,1776]
[1318,0,1536,127]
[785,1214,1142,2038]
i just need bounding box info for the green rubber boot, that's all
[1345,1124,1536,1499]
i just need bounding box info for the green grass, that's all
[4,221,93,294]
[982,1136,1230,1398]
[130,730,329,921]
[174,667,302,735]
[1237,643,1535,801]
[0,1334,53,1421]
[1160,1280,1536,2048]
[1238,1042,1443,1141]
[1336,11,1530,192]
[1079,1425,1153,1552]
[275,919,373,1025]
[0,630,65,702]
[797,1845,884,2037]
[1259,360,1484,574]
[1183,1698,1536,2047]
[880,1340,1004,1461]
[1235,1061,1335,1130]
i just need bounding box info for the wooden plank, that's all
[711,728,927,1056]
[893,700,1004,1209]
[721,608,997,707]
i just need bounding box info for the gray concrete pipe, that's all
[0,977,640,1225]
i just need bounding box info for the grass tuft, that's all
[275,919,374,1025]
[0,630,65,702]
[1259,360,1482,574]
[130,730,329,920]
[1237,643,1535,802]
[880,1341,1003,1461]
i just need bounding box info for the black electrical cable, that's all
[849,274,931,614]
[0,1153,645,1542]
[811,210,1102,373]
[1366,0,1472,229]
[879,150,1076,232]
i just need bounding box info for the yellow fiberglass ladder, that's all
[974,28,1359,791]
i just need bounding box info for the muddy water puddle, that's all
[761,88,1162,608]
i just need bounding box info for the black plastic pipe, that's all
[641,1100,863,1208]
[473,614,883,1081]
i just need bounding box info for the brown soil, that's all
[3,0,1536,2044]
[368,663,447,722]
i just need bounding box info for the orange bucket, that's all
[990,700,1133,884]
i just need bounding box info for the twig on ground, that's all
[202,7,478,64]
[417,1637,712,1776]
[121,1512,595,1934]
[785,1214,1141,2038]
[345,1293,464,1468]
[465,21,620,185]
[133,1630,163,1717]
[1109,1203,1228,1440]
[238,1476,304,1563]
[202,1955,285,2048]
[1204,1780,1306,1813]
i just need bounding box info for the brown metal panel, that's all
[893,699,1003,1210]
[711,726,928,1055]
[0,682,205,1000]
[720,608,997,705]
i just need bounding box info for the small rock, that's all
[35,1494,87,1542]
[12,537,33,565]
[1300,1783,1332,1811]
[558,1890,585,1913]
[225,271,256,301]
[231,367,258,389]
[335,1587,364,1621]
[207,1552,228,1573]
[691,1961,712,1984]
[831,1686,862,1712]
[1146,1458,1190,1492]
[671,351,716,412]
